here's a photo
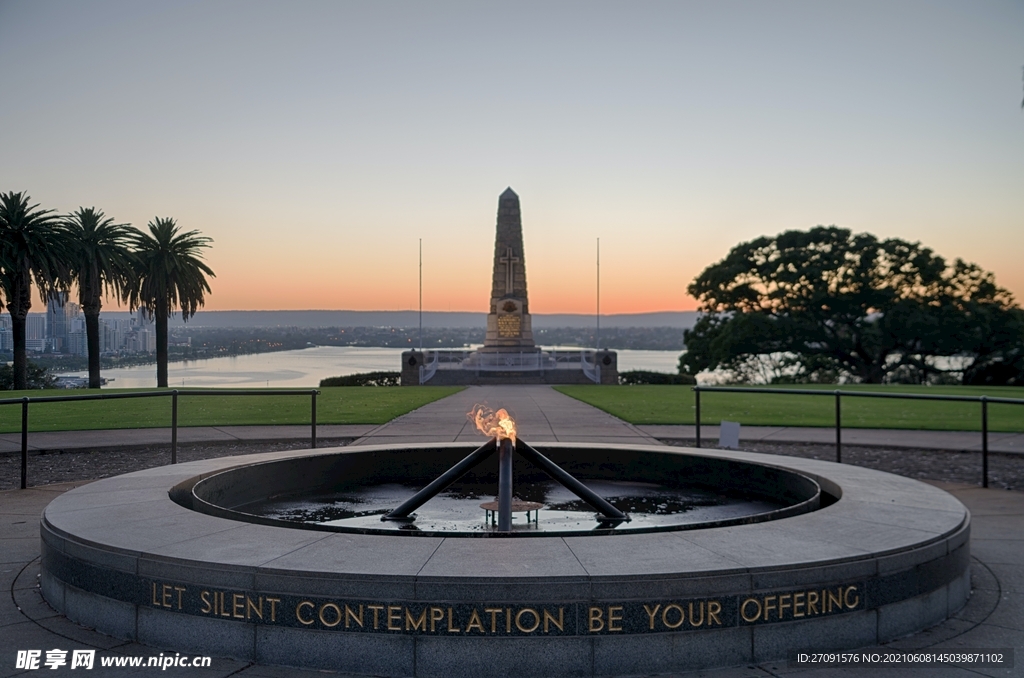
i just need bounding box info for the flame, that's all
[468,404,517,443]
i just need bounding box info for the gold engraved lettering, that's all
[220,592,231,618]
[740,598,761,623]
[793,592,805,618]
[485,608,502,633]
[161,584,173,608]
[607,606,623,632]
[319,603,342,628]
[174,586,186,610]
[497,315,521,338]
[296,601,315,626]
[708,601,722,626]
[689,602,704,627]
[778,594,791,619]
[506,608,512,633]
[151,583,160,607]
[589,606,604,632]
[447,608,460,633]
[465,609,485,633]
[515,608,540,633]
[763,595,777,621]
[643,604,660,630]
[232,593,245,619]
[368,605,384,629]
[200,591,212,614]
[346,604,364,629]
[844,586,860,609]
[268,597,280,622]
[387,606,402,631]
[543,608,564,633]
[246,596,263,621]
[807,591,819,615]
[827,588,842,613]
[662,604,685,629]
[429,607,444,632]
[406,608,427,632]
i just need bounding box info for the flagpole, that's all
[418,238,423,352]
[596,237,600,351]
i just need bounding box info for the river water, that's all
[68,346,683,389]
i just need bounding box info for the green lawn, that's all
[0,386,463,433]
[555,384,1024,432]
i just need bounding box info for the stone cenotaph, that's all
[402,188,618,385]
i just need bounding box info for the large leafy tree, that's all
[681,226,1024,384]
[0,192,72,390]
[64,207,139,388]
[130,217,214,387]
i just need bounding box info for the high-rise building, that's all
[25,314,46,352]
[0,315,11,352]
[47,295,69,351]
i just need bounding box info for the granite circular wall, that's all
[40,443,970,677]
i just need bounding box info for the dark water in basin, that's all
[242,479,786,534]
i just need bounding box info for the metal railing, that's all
[1,388,321,489]
[692,385,1024,488]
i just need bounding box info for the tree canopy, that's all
[131,217,215,387]
[681,226,1024,385]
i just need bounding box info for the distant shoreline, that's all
[18,310,700,330]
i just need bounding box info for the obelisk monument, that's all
[480,187,538,352]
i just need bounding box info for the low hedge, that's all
[319,371,401,387]
[618,370,696,385]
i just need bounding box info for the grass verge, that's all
[0,386,463,433]
[554,384,1024,431]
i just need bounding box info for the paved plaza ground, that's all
[1,386,1020,677]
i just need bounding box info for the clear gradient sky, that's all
[2,1,1022,315]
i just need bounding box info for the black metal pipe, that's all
[684,385,1024,405]
[311,391,318,449]
[20,398,28,490]
[694,387,702,449]
[0,388,320,406]
[383,438,497,521]
[835,390,842,464]
[171,390,178,464]
[498,438,513,531]
[516,440,628,522]
[982,397,989,489]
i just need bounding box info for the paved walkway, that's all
[641,425,1024,454]
[1,385,1022,676]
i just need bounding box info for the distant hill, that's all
[91,310,700,330]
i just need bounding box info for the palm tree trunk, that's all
[84,309,101,389]
[155,301,168,388]
[9,271,32,391]
[10,312,27,391]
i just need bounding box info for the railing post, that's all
[171,390,178,464]
[981,396,988,489]
[311,390,318,449]
[20,397,29,490]
[835,390,842,464]
[694,387,702,448]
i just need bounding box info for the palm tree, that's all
[131,217,214,387]
[0,192,71,390]
[64,207,139,389]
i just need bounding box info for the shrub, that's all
[0,361,57,390]
[320,371,401,387]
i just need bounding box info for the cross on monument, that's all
[499,247,520,295]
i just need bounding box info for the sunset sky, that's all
[2,1,1022,315]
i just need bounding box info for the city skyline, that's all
[2,1,1022,315]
